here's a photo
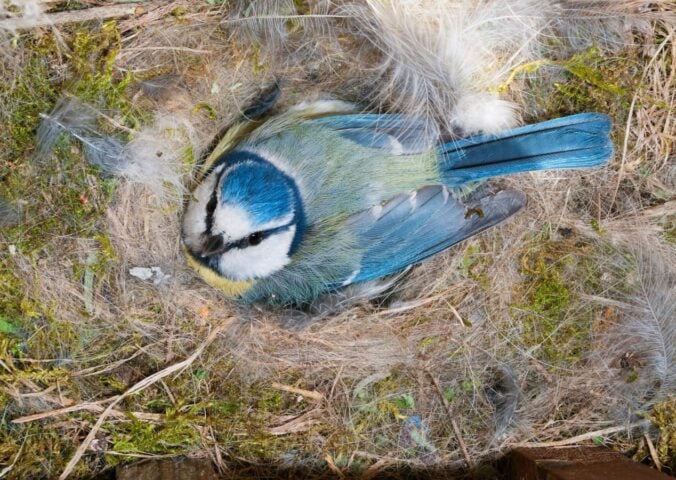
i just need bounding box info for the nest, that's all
[0,1,673,478]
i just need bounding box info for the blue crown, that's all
[216,151,305,254]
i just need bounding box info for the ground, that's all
[0,1,674,479]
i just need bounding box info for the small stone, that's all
[129,267,154,281]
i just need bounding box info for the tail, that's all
[439,113,613,186]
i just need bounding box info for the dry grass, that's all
[0,1,674,479]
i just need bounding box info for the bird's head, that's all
[182,151,304,286]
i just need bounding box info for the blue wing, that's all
[341,187,526,285]
[309,114,434,154]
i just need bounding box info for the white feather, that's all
[0,0,45,31]
[226,0,653,136]
[212,202,294,241]
[37,98,187,198]
[594,249,675,418]
[452,93,519,135]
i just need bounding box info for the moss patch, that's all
[68,21,145,129]
[511,227,603,366]
[0,24,146,478]
[647,398,676,473]
[0,39,57,172]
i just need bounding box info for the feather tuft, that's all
[37,98,187,197]
[595,249,675,419]
[0,0,45,31]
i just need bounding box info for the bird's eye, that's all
[248,231,264,246]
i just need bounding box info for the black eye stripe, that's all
[205,193,217,226]
[204,185,219,234]
[222,224,292,252]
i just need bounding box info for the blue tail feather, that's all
[440,113,613,185]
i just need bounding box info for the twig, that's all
[0,4,145,30]
[103,451,176,459]
[375,293,445,316]
[11,399,163,424]
[447,303,465,327]
[425,370,474,468]
[513,419,651,448]
[209,426,226,474]
[268,409,324,436]
[644,433,662,471]
[324,453,346,480]
[118,1,184,32]
[328,364,344,401]
[0,359,13,373]
[58,317,234,480]
[120,46,214,55]
[13,400,112,423]
[16,385,57,398]
[0,435,26,479]
[355,450,465,469]
[270,382,324,402]
[222,14,351,25]
[73,348,146,377]
[607,30,673,217]
[362,456,396,480]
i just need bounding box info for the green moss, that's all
[350,373,421,441]
[292,0,312,14]
[68,21,143,129]
[417,336,439,349]
[170,6,188,18]
[0,424,88,479]
[109,414,200,460]
[1,129,119,329]
[257,389,284,412]
[511,227,602,366]
[562,48,628,98]
[457,241,493,290]
[648,398,676,472]
[0,42,57,171]
[0,27,140,477]
[251,43,268,75]
[206,399,242,416]
[461,378,475,393]
[590,218,604,234]
[0,267,24,318]
[662,215,676,244]
[391,393,415,411]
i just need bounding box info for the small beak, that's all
[200,235,228,257]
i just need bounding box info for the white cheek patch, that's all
[218,226,296,280]
[212,204,254,241]
[212,203,294,241]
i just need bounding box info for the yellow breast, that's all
[183,247,255,297]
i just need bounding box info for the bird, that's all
[182,92,612,307]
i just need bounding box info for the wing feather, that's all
[343,188,526,285]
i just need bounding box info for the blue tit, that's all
[182,97,612,306]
